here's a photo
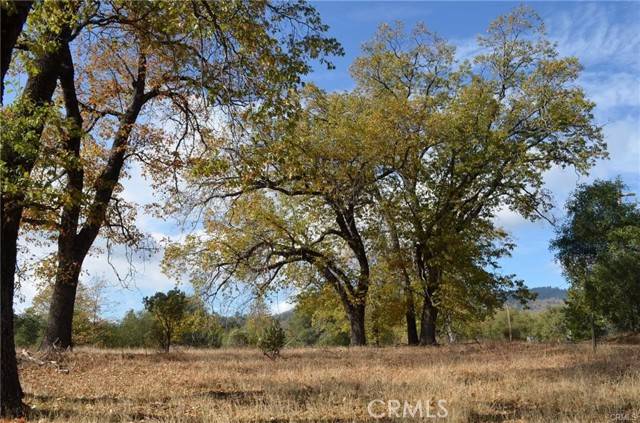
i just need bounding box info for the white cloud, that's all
[493,205,528,231]
[546,3,640,71]
[599,116,640,175]
[580,72,640,113]
[270,299,295,315]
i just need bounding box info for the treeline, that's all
[12,289,604,350]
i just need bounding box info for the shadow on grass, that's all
[527,345,639,382]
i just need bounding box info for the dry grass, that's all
[12,342,640,422]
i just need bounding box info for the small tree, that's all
[551,179,640,349]
[258,319,286,360]
[143,289,188,352]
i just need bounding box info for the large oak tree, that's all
[1,0,340,416]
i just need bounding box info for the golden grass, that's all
[13,342,640,422]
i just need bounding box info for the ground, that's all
[11,342,640,422]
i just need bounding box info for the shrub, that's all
[225,328,250,347]
[258,319,286,359]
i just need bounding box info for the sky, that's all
[15,1,640,319]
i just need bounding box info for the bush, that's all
[257,319,286,359]
[14,312,45,347]
[225,328,250,347]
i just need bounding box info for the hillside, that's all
[514,286,568,311]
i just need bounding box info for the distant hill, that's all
[511,286,567,311]
[530,287,568,301]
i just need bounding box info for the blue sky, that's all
[16,2,640,319]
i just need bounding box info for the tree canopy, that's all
[162,6,605,346]
[552,179,640,339]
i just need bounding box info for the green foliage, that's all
[531,307,569,342]
[257,319,286,359]
[552,178,640,335]
[111,310,159,348]
[224,328,250,348]
[143,289,188,352]
[242,297,272,345]
[286,309,322,346]
[296,287,351,346]
[29,280,109,346]
[14,310,45,347]
[590,226,640,331]
[162,7,604,347]
[178,298,224,348]
[471,307,570,342]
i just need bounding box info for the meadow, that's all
[15,342,639,422]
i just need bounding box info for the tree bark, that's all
[347,303,367,346]
[1,0,33,103]
[373,187,419,345]
[41,264,81,349]
[415,247,439,346]
[1,217,23,417]
[321,265,368,346]
[42,52,149,349]
[389,219,419,345]
[404,277,419,345]
[419,293,438,346]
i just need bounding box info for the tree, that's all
[143,289,188,352]
[352,8,604,344]
[112,309,156,348]
[591,226,640,332]
[29,279,109,347]
[295,286,351,346]
[14,310,45,347]
[178,297,223,348]
[257,319,286,359]
[0,0,33,102]
[244,296,273,345]
[163,87,396,346]
[163,7,604,348]
[286,307,322,346]
[34,0,341,351]
[1,2,82,413]
[551,179,640,347]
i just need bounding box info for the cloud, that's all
[545,3,640,71]
[493,206,528,231]
[452,37,482,63]
[270,299,295,315]
[580,72,640,114]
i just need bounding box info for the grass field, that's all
[14,342,639,422]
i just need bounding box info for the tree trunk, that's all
[444,314,456,344]
[1,0,33,103]
[347,303,367,346]
[1,216,24,417]
[376,195,419,346]
[41,261,82,349]
[40,44,84,351]
[1,25,69,417]
[404,282,419,345]
[419,293,438,346]
[41,51,148,350]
